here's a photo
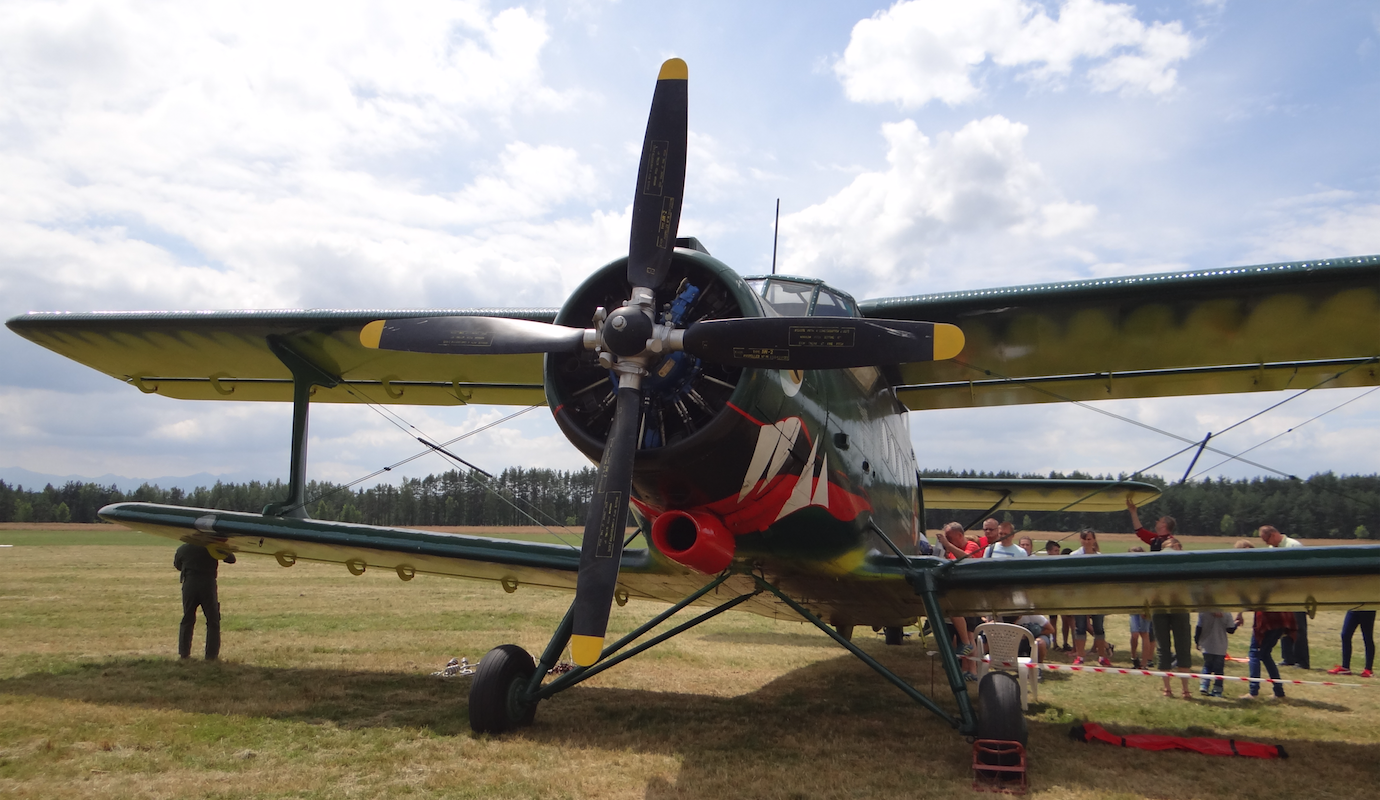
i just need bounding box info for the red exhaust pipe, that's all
[650,510,735,574]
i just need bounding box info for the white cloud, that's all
[0,0,626,314]
[1246,193,1380,263]
[776,116,1095,291]
[835,0,1197,108]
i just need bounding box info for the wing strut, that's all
[262,336,341,518]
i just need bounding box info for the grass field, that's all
[1,529,1378,799]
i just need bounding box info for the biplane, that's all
[8,59,1380,745]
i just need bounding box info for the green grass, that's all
[0,529,176,546]
[1,543,1377,799]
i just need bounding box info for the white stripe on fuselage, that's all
[738,416,801,501]
[775,428,820,521]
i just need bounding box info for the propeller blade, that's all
[627,58,688,291]
[359,317,587,355]
[679,317,965,369]
[569,380,644,666]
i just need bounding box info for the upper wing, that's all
[922,477,1160,512]
[6,309,559,406]
[860,255,1380,411]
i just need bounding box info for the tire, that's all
[974,672,1028,777]
[884,626,905,646]
[469,644,538,734]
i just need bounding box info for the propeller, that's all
[359,316,588,355]
[358,57,966,667]
[360,314,963,369]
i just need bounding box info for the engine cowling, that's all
[545,246,759,465]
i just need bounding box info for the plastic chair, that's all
[974,622,1039,709]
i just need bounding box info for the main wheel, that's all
[469,644,538,734]
[884,626,905,645]
[974,672,1027,777]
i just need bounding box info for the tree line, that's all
[0,467,597,529]
[921,470,1378,540]
[1,468,1376,539]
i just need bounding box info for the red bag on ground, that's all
[1070,722,1287,759]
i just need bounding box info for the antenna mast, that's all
[770,198,780,275]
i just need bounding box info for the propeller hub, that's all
[603,306,653,357]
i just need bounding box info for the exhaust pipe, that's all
[649,510,735,574]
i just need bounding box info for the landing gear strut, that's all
[467,568,983,738]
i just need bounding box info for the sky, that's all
[2,0,1378,493]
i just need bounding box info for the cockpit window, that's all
[812,289,857,318]
[763,280,814,315]
[744,278,766,297]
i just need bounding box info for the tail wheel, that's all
[974,672,1028,776]
[469,644,538,734]
[884,626,905,646]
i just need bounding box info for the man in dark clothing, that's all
[174,543,235,660]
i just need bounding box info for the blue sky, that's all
[2,0,1378,494]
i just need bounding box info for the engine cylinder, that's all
[650,510,735,574]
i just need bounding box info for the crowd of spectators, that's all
[925,503,1362,698]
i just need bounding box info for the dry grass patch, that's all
[1,542,1378,799]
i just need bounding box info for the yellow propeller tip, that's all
[570,634,605,666]
[360,320,385,349]
[933,324,965,361]
[658,58,688,81]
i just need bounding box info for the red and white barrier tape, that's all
[982,657,1365,687]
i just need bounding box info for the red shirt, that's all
[945,539,983,560]
[1253,612,1297,636]
[1135,527,1170,548]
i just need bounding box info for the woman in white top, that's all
[1070,529,1112,666]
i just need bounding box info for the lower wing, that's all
[103,502,1379,624]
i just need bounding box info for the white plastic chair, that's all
[973,621,1039,709]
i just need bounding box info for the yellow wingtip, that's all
[933,324,965,361]
[570,634,605,667]
[360,320,385,349]
[658,58,688,81]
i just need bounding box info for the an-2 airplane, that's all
[9,59,1380,746]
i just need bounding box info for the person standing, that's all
[1248,610,1296,698]
[1126,546,1155,669]
[983,522,1029,559]
[1196,611,1237,697]
[174,542,235,660]
[1068,529,1112,667]
[1126,496,1176,550]
[1128,498,1193,696]
[1328,610,1376,678]
[1260,525,1310,669]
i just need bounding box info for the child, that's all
[1196,610,1237,696]
[1127,546,1154,668]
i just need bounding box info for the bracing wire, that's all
[949,356,1377,485]
[939,357,1380,544]
[285,388,587,551]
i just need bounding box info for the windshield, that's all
[812,289,856,318]
[762,280,814,315]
